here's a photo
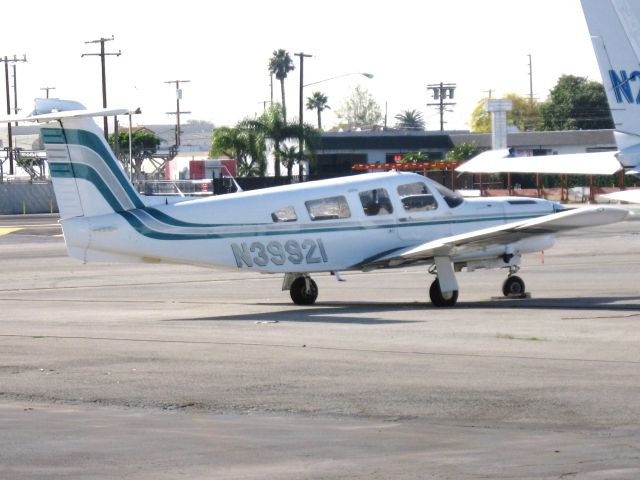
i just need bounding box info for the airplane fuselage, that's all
[60,172,558,273]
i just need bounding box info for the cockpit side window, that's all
[432,183,464,208]
[271,206,298,223]
[305,196,351,221]
[397,182,438,211]
[359,188,393,216]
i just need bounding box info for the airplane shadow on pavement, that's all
[171,296,640,325]
[174,303,423,325]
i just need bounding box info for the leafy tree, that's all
[394,109,425,130]
[445,142,479,162]
[470,93,540,133]
[109,129,161,179]
[538,75,613,131]
[268,49,295,123]
[400,151,429,164]
[336,85,382,129]
[210,126,266,177]
[306,91,330,129]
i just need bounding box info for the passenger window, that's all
[397,182,438,211]
[359,188,393,216]
[271,206,297,223]
[305,196,351,221]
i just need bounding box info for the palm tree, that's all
[306,91,330,129]
[242,105,317,179]
[210,126,266,177]
[268,49,295,123]
[394,109,425,130]
[278,145,302,179]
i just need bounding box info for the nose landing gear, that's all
[502,266,526,297]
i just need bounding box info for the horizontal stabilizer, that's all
[0,108,129,124]
[0,98,129,124]
[457,150,621,175]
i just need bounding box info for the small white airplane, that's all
[457,0,640,203]
[1,98,630,307]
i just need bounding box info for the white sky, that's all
[2,0,600,131]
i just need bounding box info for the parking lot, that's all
[1,215,640,479]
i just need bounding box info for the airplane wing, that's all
[456,149,622,175]
[361,206,629,269]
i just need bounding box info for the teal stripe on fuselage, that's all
[51,162,127,213]
[144,207,270,228]
[43,127,145,210]
[121,208,544,241]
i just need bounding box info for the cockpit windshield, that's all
[432,183,464,208]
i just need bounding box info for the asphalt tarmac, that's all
[1,214,640,479]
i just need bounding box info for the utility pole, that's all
[165,80,191,147]
[12,64,19,126]
[1,54,27,176]
[527,54,534,105]
[82,36,121,139]
[294,52,312,180]
[427,82,456,131]
[40,86,56,99]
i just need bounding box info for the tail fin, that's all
[582,0,640,168]
[30,99,142,219]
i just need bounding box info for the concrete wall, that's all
[0,183,59,215]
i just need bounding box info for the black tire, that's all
[290,277,318,305]
[429,279,458,307]
[502,275,525,297]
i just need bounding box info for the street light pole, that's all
[294,52,312,181]
[297,71,373,179]
[303,72,373,88]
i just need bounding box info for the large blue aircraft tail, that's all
[582,0,640,170]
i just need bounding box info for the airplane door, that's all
[394,180,452,242]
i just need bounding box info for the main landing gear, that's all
[428,262,459,307]
[288,275,318,305]
[428,264,527,307]
[429,278,459,307]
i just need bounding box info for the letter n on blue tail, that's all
[609,70,640,104]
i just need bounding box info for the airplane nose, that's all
[553,202,568,213]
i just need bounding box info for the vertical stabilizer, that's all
[582,0,640,137]
[35,99,144,220]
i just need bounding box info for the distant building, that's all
[145,121,214,154]
[1,123,617,182]
[314,129,616,176]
